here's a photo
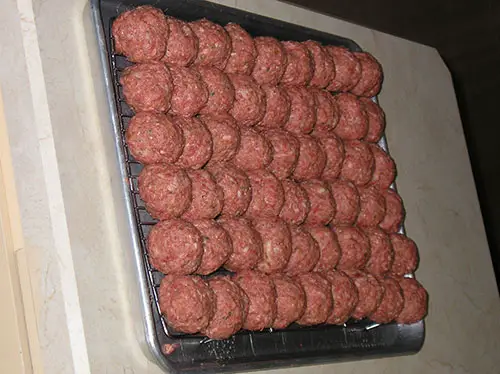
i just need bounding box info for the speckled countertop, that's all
[1,0,499,373]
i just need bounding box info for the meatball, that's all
[390,233,419,276]
[245,169,284,219]
[271,273,306,329]
[303,40,335,88]
[333,93,368,140]
[292,135,326,181]
[295,273,333,326]
[224,23,257,75]
[257,85,291,130]
[255,218,292,273]
[350,52,384,97]
[228,73,266,127]
[192,219,232,276]
[252,36,287,86]
[190,18,231,69]
[340,140,374,186]
[369,144,396,190]
[279,180,311,226]
[265,129,299,180]
[364,227,394,276]
[356,185,387,227]
[325,46,361,92]
[173,116,212,169]
[318,134,345,181]
[285,225,320,276]
[345,270,384,320]
[200,113,240,164]
[198,66,235,115]
[168,66,209,117]
[162,17,198,67]
[283,85,316,135]
[231,128,272,172]
[395,277,428,324]
[280,41,314,86]
[380,189,405,233]
[305,225,341,272]
[360,98,386,143]
[301,180,336,225]
[311,89,339,134]
[182,169,223,220]
[328,179,360,226]
[369,276,404,324]
[334,226,370,270]
[323,270,359,325]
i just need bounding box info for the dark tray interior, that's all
[93,0,425,372]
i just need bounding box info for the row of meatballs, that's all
[113,6,382,98]
[159,270,427,340]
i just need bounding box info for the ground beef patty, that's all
[147,219,203,275]
[303,40,335,88]
[351,52,384,97]
[265,130,299,180]
[206,163,252,217]
[231,128,272,172]
[280,41,314,86]
[126,111,183,164]
[295,273,333,325]
[224,23,257,75]
[219,217,263,272]
[138,163,192,220]
[370,276,404,324]
[228,73,266,127]
[162,17,198,67]
[168,66,209,117]
[198,66,235,115]
[395,278,428,324]
[245,169,284,219]
[325,46,361,92]
[279,180,310,225]
[112,6,168,63]
[234,270,277,331]
[369,144,396,190]
[305,225,341,272]
[190,18,231,69]
[182,169,223,220]
[271,273,306,329]
[283,86,317,135]
[333,93,368,140]
[323,270,359,325]
[120,62,173,113]
[293,135,326,181]
[159,274,214,334]
[360,98,386,143]
[328,179,360,225]
[311,89,339,134]
[380,189,405,233]
[318,134,345,181]
[192,219,232,276]
[199,113,240,164]
[356,185,387,227]
[257,85,291,130]
[345,270,384,320]
[302,180,336,225]
[334,226,370,270]
[173,116,212,169]
[203,276,247,339]
[364,227,394,275]
[252,37,287,85]
[285,225,320,276]
[340,140,375,186]
[254,217,292,273]
[390,233,419,276]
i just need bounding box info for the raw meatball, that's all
[305,225,341,272]
[192,220,232,275]
[334,226,370,270]
[234,270,277,331]
[396,278,428,324]
[292,135,326,181]
[351,52,383,97]
[279,180,310,225]
[369,144,396,190]
[224,23,257,75]
[340,140,374,186]
[360,98,386,143]
[228,73,266,127]
[120,62,173,113]
[231,128,272,171]
[255,218,292,273]
[112,6,168,63]
[126,111,183,164]
[190,18,231,69]
[257,85,291,130]
[283,86,316,134]
[302,180,336,225]
[333,93,368,140]
[182,169,223,220]
[162,17,198,67]
[280,41,313,86]
[370,276,404,323]
[380,189,405,233]
[328,179,360,225]
[295,273,333,325]
[200,113,240,163]
[159,274,214,334]
[265,130,299,180]
[198,66,235,115]
[203,276,247,339]
[168,66,209,117]
[318,134,345,180]
[138,164,191,220]
[325,46,361,92]
[311,89,339,134]
[364,227,394,275]
[303,40,335,88]
[345,270,384,320]
[252,37,287,85]
[147,219,203,274]
[206,163,252,217]
[323,270,359,325]
[173,116,212,169]
[365,79,382,98]
[272,274,306,329]
[219,217,263,272]
[285,225,320,276]
[356,185,387,227]
[245,169,284,219]
[390,233,419,276]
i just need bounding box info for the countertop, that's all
[1,0,499,373]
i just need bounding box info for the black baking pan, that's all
[90,0,425,372]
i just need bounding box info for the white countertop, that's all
[1,0,500,373]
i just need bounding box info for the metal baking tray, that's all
[90,0,425,372]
